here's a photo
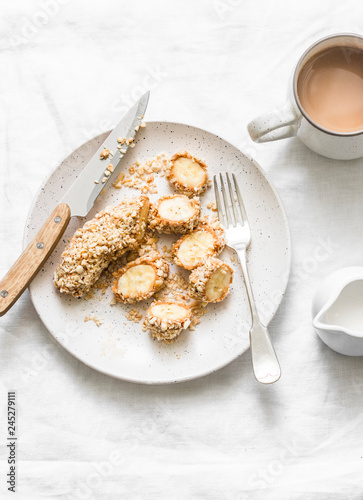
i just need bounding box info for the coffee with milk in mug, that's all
[247,34,363,160]
[297,45,363,133]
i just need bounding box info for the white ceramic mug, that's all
[247,33,363,160]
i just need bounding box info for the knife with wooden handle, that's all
[0,92,150,316]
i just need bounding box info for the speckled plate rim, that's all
[24,120,291,385]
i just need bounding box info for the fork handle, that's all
[249,322,281,384]
[236,248,281,384]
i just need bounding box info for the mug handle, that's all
[247,102,299,143]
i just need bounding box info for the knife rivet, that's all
[37,242,44,250]
[1,290,8,298]
[54,216,61,223]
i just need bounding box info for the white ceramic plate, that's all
[24,122,291,384]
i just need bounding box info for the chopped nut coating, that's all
[54,197,149,297]
[166,151,209,197]
[144,300,191,341]
[172,218,225,270]
[148,195,200,234]
[189,257,233,303]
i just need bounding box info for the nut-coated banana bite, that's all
[189,257,233,303]
[112,251,169,304]
[143,300,191,341]
[166,151,209,197]
[172,218,225,270]
[148,194,200,234]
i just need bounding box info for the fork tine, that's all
[226,173,239,226]
[213,175,225,226]
[219,173,232,226]
[232,173,248,223]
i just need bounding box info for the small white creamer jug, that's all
[312,267,363,356]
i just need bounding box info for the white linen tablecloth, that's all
[1,1,363,498]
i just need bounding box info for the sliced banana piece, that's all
[172,219,225,270]
[112,251,169,303]
[144,300,191,341]
[148,195,200,234]
[189,257,233,303]
[167,151,209,197]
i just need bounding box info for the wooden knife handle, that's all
[0,203,71,316]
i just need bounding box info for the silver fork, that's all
[214,172,281,384]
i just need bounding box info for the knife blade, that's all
[0,91,150,316]
[63,91,149,216]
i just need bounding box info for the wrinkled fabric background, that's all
[1,1,363,499]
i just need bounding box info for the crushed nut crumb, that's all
[124,309,143,323]
[113,153,169,194]
[84,315,103,327]
[207,201,217,212]
[100,148,110,159]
